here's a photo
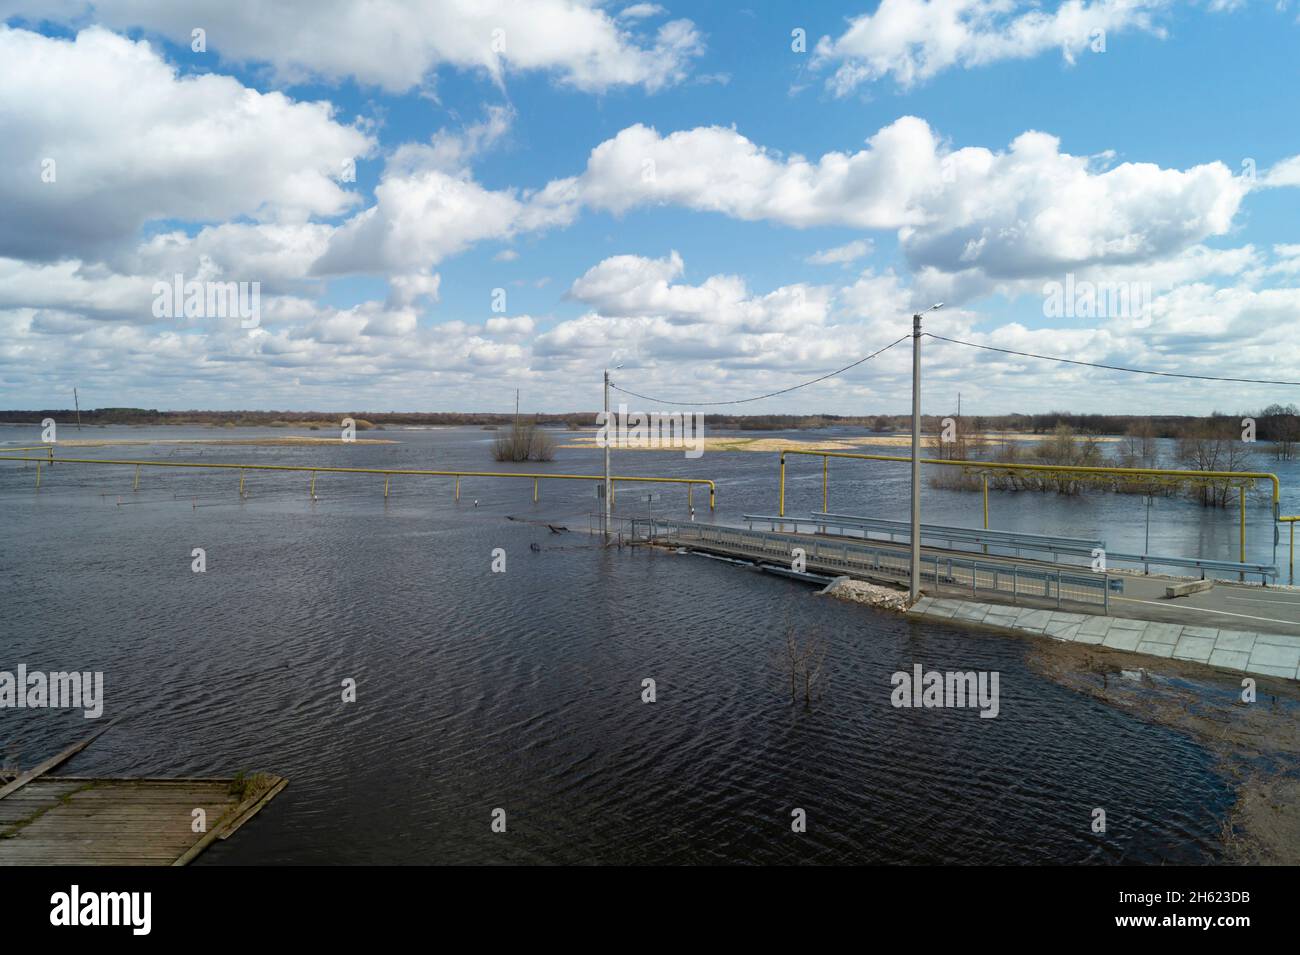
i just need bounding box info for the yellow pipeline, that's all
[777,448,1282,514]
[0,455,716,510]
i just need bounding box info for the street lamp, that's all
[910,303,944,601]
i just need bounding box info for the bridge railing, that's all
[745,512,1104,561]
[746,511,1278,584]
[632,518,1112,610]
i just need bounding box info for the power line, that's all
[925,333,1300,388]
[609,334,910,407]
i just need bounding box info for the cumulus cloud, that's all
[571,117,1247,283]
[0,26,372,262]
[812,0,1170,93]
[12,0,705,93]
[807,239,874,266]
[313,152,578,277]
[568,251,830,333]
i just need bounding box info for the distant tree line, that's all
[3,405,1296,464]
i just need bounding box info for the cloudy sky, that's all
[3,0,1300,416]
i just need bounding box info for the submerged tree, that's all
[779,628,828,707]
[1173,420,1255,507]
[491,420,555,462]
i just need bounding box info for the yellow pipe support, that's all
[133,464,140,491]
[533,478,538,503]
[1240,486,1247,564]
[1,456,718,511]
[779,453,786,515]
[777,447,1282,516]
[822,455,828,513]
[310,473,316,499]
[35,461,41,489]
[455,476,460,501]
[239,470,246,497]
[384,475,389,499]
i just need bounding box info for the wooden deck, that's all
[0,723,287,865]
[0,774,287,865]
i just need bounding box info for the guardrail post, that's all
[1012,565,1017,603]
[1056,570,1062,608]
[1103,576,1109,613]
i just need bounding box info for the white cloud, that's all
[16,0,704,93]
[486,315,537,336]
[1261,153,1300,188]
[573,118,1247,283]
[0,26,372,262]
[807,239,874,266]
[812,0,1170,93]
[568,250,830,333]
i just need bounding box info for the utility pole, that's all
[910,304,944,602]
[603,369,612,543]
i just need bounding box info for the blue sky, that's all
[2,1,1300,416]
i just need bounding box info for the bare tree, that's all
[780,628,828,706]
[1174,420,1255,507]
[1259,403,1300,460]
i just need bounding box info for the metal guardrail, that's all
[632,518,1111,610]
[1101,551,1277,583]
[745,512,1278,584]
[745,512,1103,560]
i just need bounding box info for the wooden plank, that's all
[173,776,287,866]
[0,717,122,801]
[219,776,288,840]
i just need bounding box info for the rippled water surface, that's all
[2,424,1279,863]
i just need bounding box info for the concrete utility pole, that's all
[910,304,944,601]
[603,368,612,543]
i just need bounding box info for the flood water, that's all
[1,424,1291,864]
